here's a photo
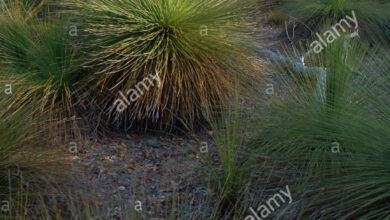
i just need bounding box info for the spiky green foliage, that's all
[249,35,390,218]
[65,0,260,129]
[0,0,82,116]
[207,102,253,214]
[273,0,390,36]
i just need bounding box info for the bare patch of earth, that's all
[69,132,217,219]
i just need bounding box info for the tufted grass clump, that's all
[65,0,261,130]
[0,97,70,219]
[249,34,390,218]
[0,0,83,117]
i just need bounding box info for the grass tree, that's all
[65,0,261,130]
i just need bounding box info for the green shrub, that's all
[65,0,260,129]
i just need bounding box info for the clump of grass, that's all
[207,105,248,213]
[203,87,275,219]
[0,0,83,117]
[0,98,71,219]
[249,33,390,218]
[65,0,261,130]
